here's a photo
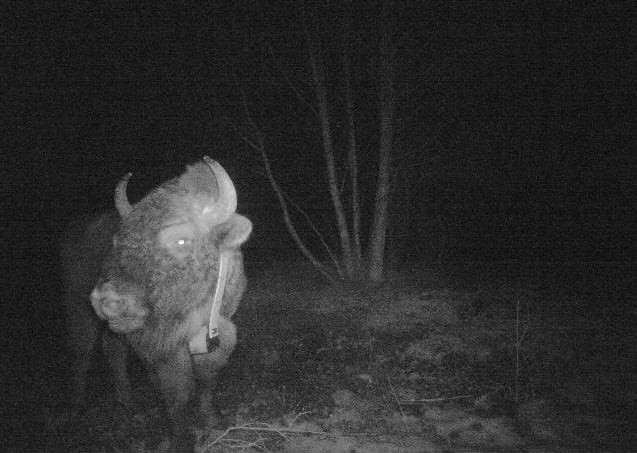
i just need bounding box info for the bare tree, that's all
[367,1,396,282]
[342,38,364,277]
[306,27,357,278]
[236,90,340,282]
[226,3,398,283]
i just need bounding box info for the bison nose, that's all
[90,282,121,319]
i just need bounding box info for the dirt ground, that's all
[35,259,637,452]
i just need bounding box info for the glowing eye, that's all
[176,238,191,247]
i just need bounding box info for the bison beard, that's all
[61,157,252,452]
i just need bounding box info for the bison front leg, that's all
[192,316,237,417]
[155,344,197,452]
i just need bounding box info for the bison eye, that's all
[158,222,196,259]
[176,238,192,247]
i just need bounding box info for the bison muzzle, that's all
[61,157,252,451]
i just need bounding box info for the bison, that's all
[60,157,252,451]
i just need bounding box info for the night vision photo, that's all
[5,1,635,452]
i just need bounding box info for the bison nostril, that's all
[90,284,126,318]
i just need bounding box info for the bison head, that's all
[61,157,252,451]
[91,157,251,360]
[81,157,251,451]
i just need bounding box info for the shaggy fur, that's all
[61,160,251,452]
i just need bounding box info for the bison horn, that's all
[203,156,237,225]
[114,172,133,218]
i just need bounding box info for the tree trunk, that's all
[367,2,395,282]
[306,32,355,277]
[342,44,363,277]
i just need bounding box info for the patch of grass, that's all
[41,260,637,451]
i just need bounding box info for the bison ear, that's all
[217,215,252,250]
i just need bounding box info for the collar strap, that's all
[188,250,229,354]
[206,250,229,348]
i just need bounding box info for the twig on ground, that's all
[388,377,411,432]
[203,421,386,451]
[397,395,472,405]
[204,422,327,451]
[287,411,312,425]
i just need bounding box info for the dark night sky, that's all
[4,1,636,266]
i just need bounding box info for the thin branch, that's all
[388,377,411,433]
[397,395,473,405]
[245,162,342,273]
[304,19,355,277]
[240,90,338,282]
[281,190,342,273]
[206,421,385,450]
[265,41,319,120]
